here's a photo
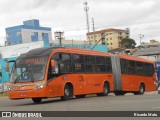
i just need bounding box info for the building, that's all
[53,39,89,44]
[141,39,160,48]
[133,46,160,62]
[5,19,52,46]
[86,28,129,50]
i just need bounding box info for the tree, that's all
[120,38,136,49]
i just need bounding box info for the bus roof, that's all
[52,47,111,57]
[18,47,153,64]
[18,47,110,59]
[118,54,153,64]
[18,47,63,58]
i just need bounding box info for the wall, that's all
[0,41,44,58]
[5,19,52,45]
[22,29,52,45]
[6,26,23,44]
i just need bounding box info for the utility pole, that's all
[83,2,90,33]
[139,34,144,45]
[139,34,144,55]
[54,31,64,46]
[92,18,95,32]
[92,18,96,44]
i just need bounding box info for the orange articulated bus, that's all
[7,47,156,103]
[113,54,156,95]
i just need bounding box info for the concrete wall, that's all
[0,41,43,58]
[22,29,52,44]
[5,19,52,45]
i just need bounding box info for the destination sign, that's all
[25,58,47,63]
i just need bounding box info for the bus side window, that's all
[84,55,95,73]
[95,56,106,73]
[48,53,60,79]
[136,62,145,76]
[120,59,127,74]
[59,54,72,73]
[144,63,154,76]
[106,57,112,73]
[73,54,84,72]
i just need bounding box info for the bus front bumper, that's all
[8,89,46,99]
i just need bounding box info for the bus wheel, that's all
[97,82,109,96]
[139,84,145,94]
[61,84,72,101]
[32,98,42,104]
[75,95,86,98]
[135,83,145,95]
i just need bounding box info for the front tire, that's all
[97,82,109,96]
[61,84,71,101]
[32,98,42,104]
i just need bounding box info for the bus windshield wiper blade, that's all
[14,71,26,84]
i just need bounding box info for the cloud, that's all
[0,0,160,45]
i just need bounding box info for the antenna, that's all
[92,18,95,43]
[83,1,90,33]
[92,18,95,32]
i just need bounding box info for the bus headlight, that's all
[8,85,12,91]
[36,82,46,89]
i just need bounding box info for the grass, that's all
[0,92,8,97]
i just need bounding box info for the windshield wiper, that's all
[14,69,34,84]
[14,71,27,84]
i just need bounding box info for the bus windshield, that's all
[10,57,48,83]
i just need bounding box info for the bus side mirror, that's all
[6,62,9,72]
[51,60,55,67]
[51,60,59,74]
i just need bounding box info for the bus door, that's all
[76,74,88,94]
[73,54,88,95]
[111,55,122,92]
[47,53,73,97]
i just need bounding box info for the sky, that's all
[0,0,160,45]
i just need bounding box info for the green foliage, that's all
[120,38,136,49]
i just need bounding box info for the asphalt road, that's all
[0,92,160,111]
[1,92,160,120]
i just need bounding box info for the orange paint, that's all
[8,48,156,100]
